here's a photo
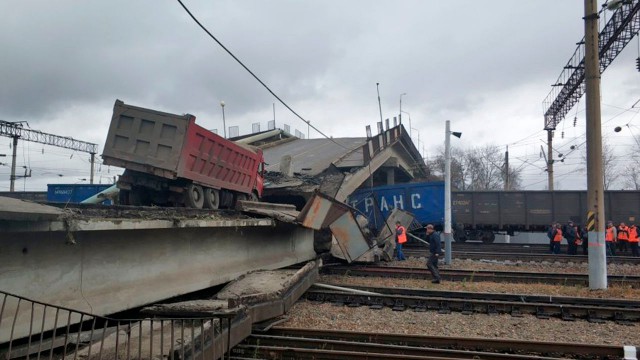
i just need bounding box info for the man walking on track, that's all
[395,221,407,261]
[425,224,442,284]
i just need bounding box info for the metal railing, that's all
[0,290,233,360]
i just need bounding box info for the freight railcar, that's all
[102,100,265,208]
[349,181,640,243]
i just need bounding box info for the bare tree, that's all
[581,139,620,190]
[624,167,640,190]
[429,144,522,190]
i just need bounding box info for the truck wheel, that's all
[481,231,496,244]
[249,191,259,202]
[185,184,205,209]
[204,188,220,209]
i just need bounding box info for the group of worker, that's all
[604,221,640,257]
[395,221,442,284]
[547,220,640,257]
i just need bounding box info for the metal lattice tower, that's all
[543,0,640,130]
[0,120,99,191]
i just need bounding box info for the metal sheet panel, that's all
[177,122,262,194]
[297,193,348,230]
[552,192,582,224]
[607,191,640,224]
[102,100,189,179]
[525,192,554,227]
[452,192,473,226]
[329,211,371,263]
[499,192,527,227]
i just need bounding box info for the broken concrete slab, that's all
[235,200,299,223]
[141,300,232,317]
[0,196,63,221]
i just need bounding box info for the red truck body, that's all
[102,100,264,207]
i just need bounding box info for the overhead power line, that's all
[542,0,640,130]
[175,0,350,149]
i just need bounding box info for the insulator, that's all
[573,117,577,127]
[561,131,564,139]
[636,57,640,72]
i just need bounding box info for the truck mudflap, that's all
[298,192,375,263]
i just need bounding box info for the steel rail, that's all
[317,284,640,309]
[258,327,633,359]
[404,243,550,254]
[401,249,640,264]
[235,334,560,360]
[304,289,640,323]
[321,266,640,287]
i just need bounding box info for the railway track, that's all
[304,284,640,323]
[232,327,635,359]
[405,242,551,254]
[402,248,640,264]
[321,265,640,287]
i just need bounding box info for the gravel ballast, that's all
[281,258,640,347]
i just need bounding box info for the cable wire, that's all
[175,0,352,150]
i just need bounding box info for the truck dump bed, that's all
[102,100,262,195]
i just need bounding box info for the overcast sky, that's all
[0,1,638,192]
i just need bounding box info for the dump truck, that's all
[102,100,265,208]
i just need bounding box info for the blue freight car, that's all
[348,181,445,234]
[349,181,640,244]
[47,184,113,204]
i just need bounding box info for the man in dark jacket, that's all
[425,224,442,284]
[563,220,577,255]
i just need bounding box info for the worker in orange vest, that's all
[617,222,630,254]
[605,221,617,256]
[395,221,407,261]
[552,223,563,254]
[628,223,639,257]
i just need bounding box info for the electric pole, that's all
[546,130,554,190]
[584,0,607,289]
[504,145,510,190]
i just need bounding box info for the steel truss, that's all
[543,0,640,130]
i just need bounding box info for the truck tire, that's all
[249,191,259,202]
[204,188,220,209]
[185,184,205,209]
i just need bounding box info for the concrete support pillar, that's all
[280,155,293,177]
[386,168,395,185]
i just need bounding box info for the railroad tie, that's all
[487,304,498,316]
[461,302,474,315]
[511,306,524,317]
[561,308,576,321]
[329,295,344,307]
[369,297,384,310]
[438,301,451,314]
[587,310,606,324]
[392,299,406,311]
[413,300,428,312]
[346,296,362,308]
[614,311,634,326]
[535,306,551,319]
